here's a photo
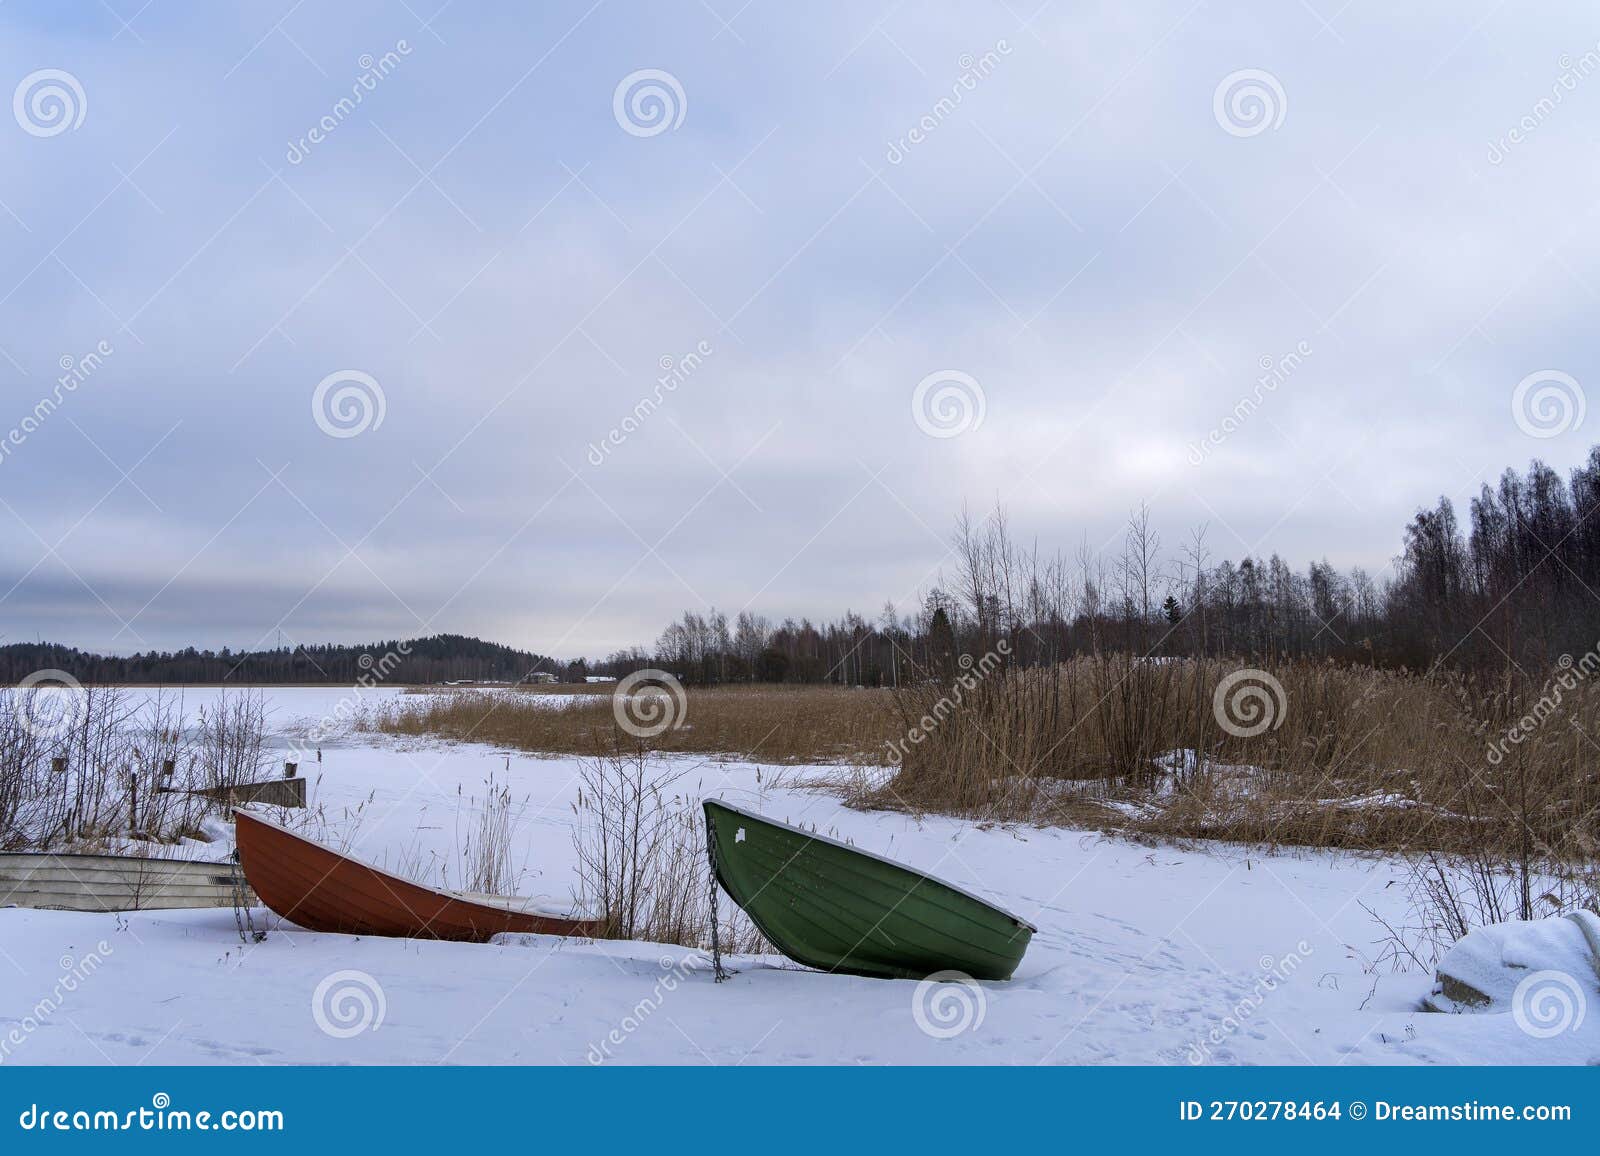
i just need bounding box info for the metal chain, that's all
[230,846,251,943]
[706,814,729,982]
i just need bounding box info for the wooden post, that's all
[129,768,138,837]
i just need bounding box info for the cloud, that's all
[3,2,1598,655]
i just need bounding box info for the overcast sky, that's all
[2,2,1598,658]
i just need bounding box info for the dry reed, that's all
[370,684,897,764]
[370,660,1600,863]
[569,745,767,951]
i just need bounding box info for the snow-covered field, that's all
[1,687,1595,1066]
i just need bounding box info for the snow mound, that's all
[1424,911,1600,1014]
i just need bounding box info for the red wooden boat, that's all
[234,808,601,942]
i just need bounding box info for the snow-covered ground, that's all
[1,688,1596,1065]
[44,683,412,729]
[41,682,599,743]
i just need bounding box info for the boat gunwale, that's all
[704,797,1037,933]
[234,807,592,923]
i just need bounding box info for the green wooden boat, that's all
[703,798,1034,980]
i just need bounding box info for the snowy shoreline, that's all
[1,688,1596,1065]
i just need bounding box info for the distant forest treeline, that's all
[0,633,565,686]
[14,447,1600,688]
[589,446,1600,685]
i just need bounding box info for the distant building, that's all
[585,675,617,683]
[525,672,557,684]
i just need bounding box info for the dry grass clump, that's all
[460,770,519,896]
[194,691,271,794]
[570,746,767,951]
[371,684,898,764]
[875,655,1600,860]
